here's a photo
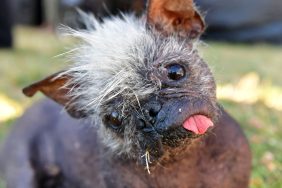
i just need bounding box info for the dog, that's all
[0,0,251,187]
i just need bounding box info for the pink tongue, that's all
[183,115,214,135]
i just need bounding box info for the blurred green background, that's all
[0,27,282,188]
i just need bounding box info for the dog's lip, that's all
[182,114,214,135]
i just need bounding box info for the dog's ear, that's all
[23,72,85,118]
[147,0,205,39]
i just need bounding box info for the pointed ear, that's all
[23,72,86,118]
[147,0,205,39]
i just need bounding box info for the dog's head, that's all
[23,0,218,169]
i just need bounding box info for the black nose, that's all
[143,101,162,124]
[136,100,162,131]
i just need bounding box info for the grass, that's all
[0,27,282,188]
[0,27,70,137]
[202,43,282,188]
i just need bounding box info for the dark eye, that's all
[166,64,185,81]
[105,111,123,130]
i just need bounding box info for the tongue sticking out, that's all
[183,115,214,135]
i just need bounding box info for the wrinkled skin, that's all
[0,99,251,188]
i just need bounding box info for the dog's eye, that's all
[105,111,123,130]
[166,64,185,81]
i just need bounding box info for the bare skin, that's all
[0,99,251,188]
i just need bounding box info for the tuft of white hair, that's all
[61,14,158,114]
[60,13,198,117]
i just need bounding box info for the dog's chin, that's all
[161,127,201,147]
[139,126,213,167]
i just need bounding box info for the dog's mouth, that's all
[139,114,214,171]
[158,113,215,147]
[139,114,215,161]
[138,98,218,167]
[182,114,214,135]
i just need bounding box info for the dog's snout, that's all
[136,118,155,132]
[144,101,162,116]
[136,100,162,131]
[143,101,162,123]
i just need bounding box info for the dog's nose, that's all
[143,101,162,124]
[136,100,162,131]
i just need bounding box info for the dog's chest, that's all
[38,120,233,188]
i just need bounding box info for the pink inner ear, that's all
[163,0,194,12]
[147,0,205,38]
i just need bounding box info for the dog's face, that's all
[97,37,218,164]
[23,0,218,168]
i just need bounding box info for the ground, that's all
[0,27,281,188]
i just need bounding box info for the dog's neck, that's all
[104,134,203,173]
